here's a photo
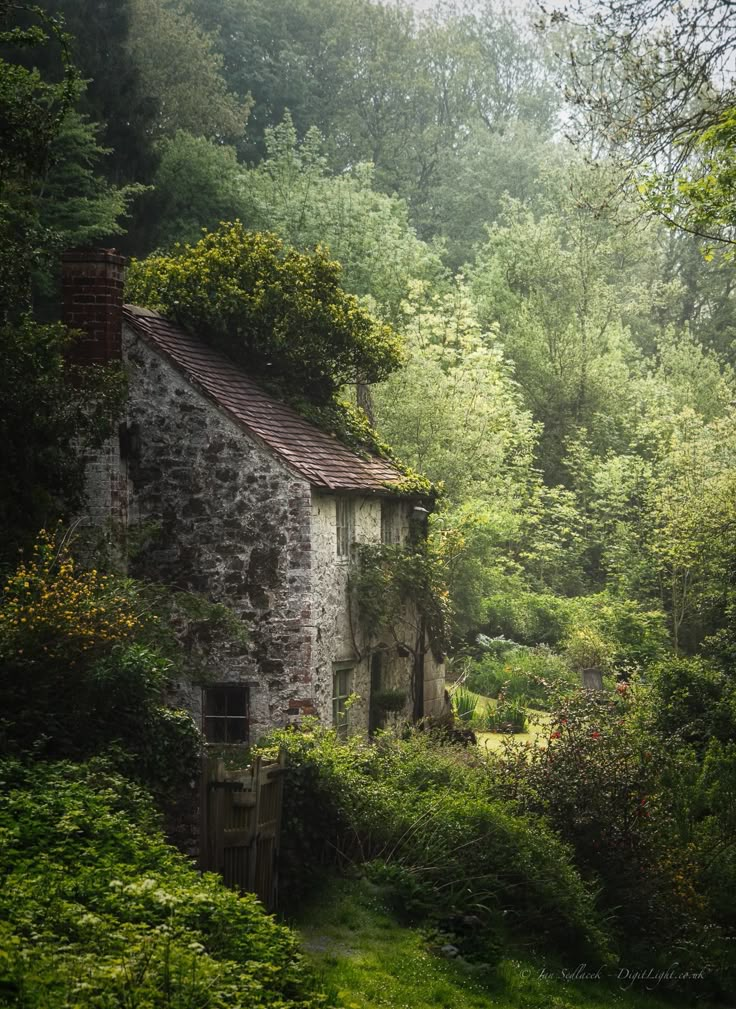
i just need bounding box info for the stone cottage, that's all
[62,249,445,744]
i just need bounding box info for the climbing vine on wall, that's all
[350,541,451,659]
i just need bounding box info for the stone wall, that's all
[309,492,445,733]
[123,323,314,742]
[79,320,444,743]
[423,648,447,718]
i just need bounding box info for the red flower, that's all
[550,730,561,740]
[591,731,600,739]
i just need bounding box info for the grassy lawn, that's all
[461,691,551,753]
[294,875,687,1009]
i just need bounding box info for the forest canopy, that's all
[4,0,736,999]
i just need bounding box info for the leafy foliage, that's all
[236,115,444,323]
[480,695,527,735]
[374,278,538,505]
[125,0,250,142]
[0,3,79,314]
[261,724,612,965]
[351,541,451,660]
[466,641,576,711]
[492,685,732,991]
[0,759,327,1009]
[0,529,200,798]
[450,685,479,724]
[126,223,403,407]
[0,321,125,563]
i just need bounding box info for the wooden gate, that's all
[200,749,286,910]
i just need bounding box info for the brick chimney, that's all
[61,249,126,364]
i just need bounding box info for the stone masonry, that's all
[65,249,446,747]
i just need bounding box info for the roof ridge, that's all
[123,306,409,496]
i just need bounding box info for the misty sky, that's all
[405,0,563,12]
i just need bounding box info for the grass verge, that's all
[294,875,689,1009]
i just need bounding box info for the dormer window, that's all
[336,497,355,557]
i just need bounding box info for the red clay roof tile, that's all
[123,306,406,494]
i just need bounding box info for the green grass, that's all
[454,688,551,753]
[297,877,491,1008]
[294,876,690,1009]
[476,705,551,753]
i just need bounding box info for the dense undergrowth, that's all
[263,708,736,1002]
[261,724,612,967]
[0,759,328,1009]
[296,874,685,1009]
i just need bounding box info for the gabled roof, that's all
[123,305,407,495]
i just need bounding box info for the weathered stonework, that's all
[71,266,445,745]
[310,492,446,733]
[123,325,314,741]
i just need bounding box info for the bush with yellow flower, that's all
[0,528,199,795]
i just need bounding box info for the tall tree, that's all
[0,3,124,560]
[236,116,444,322]
[469,163,652,478]
[551,0,736,254]
[126,0,250,143]
[0,1,78,315]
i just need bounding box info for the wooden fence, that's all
[199,749,286,911]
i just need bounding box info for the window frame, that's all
[335,496,355,559]
[380,500,402,545]
[202,683,250,745]
[332,662,353,739]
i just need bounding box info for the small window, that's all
[332,665,353,739]
[203,684,249,744]
[336,497,355,557]
[381,501,401,545]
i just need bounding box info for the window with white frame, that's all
[332,664,353,739]
[335,497,355,558]
[203,684,249,743]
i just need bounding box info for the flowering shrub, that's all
[491,686,719,978]
[0,529,200,795]
[0,527,142,664]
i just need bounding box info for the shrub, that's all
[483,589,571,645]
[481,696,527,734]
[370,688,407,713]
[482,590,668,673]
[126,223,403,407]
[0,759,326,1009]
[491,686,723,981]
[0,530,201,797]
[450,685,479,723]
[466,641,577,709]
[260,725,612,965]
[563,593,669,673]
[645,655,736,753]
